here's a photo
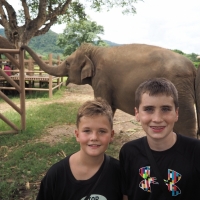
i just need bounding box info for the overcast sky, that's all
[4,0,200,54]
[52,0,200,54]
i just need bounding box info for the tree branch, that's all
[0,0,9,28]
[1,0,17,29]
[27,0,48,31]
[46,0,72,20]
[34,17,58,36]
[21,0,31,23]
[37,0,48,23]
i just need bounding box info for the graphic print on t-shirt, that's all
[139,166,182,196]
[81,194,107,200]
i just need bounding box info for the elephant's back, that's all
[99,43,196,76]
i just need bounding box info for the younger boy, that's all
[37,98,122,200]
[120,78,200,200]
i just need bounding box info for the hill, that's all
[104,40,121,46]
[28,30,64,56]
[0,28,120,57]
[0,28,199,66]
[0,28,63,56]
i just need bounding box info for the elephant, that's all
[21,43,200,138]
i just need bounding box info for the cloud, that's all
[73,0,200,54]
[3,0,200,54]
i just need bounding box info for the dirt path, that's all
[1,83,145,146]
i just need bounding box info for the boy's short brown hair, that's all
[76,98,113,128]
[135,78,179,109]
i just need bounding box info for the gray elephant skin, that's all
[21,43,200,138]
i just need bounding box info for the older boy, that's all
[120,78,200,199]
[37,98,122,200]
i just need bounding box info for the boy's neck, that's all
[147,132,177,151]
[70,151,105,180]
[76,151,104,166]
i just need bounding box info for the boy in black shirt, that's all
[37,98,122,200]
[120,78,200,200]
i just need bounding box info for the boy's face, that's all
[75,115,114,158]
[135,93,178,142]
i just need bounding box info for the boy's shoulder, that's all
[46,155,70,175]
[108,155,118,161]
[178,133,200,143]
[176,133,200,153]
[106,155,121,176]
[121,136,144,149]
[120,137,145,157]
[107,155,120,166]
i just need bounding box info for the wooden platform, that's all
[0,73,64,98]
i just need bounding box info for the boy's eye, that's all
[83,129,90,133]
[99,130,107,134]
[162,106,171,112]
[143,106,154,112]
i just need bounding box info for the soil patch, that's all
[1,83,145,145]
[38,83,145,145]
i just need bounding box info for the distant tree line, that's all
[0,28,199,67]
[0,28,120,58]
[172,49,200,68]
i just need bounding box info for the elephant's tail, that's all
[195,66,200,137]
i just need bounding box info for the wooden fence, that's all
[0,48,65,135]
[0,53,64,98]
[0,48,25,135]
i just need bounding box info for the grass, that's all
[0,88,80,199]
[0,82,66,103]
[0,87,119,199]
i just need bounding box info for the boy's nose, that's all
[152,111,163,122]
[90,132,98,140]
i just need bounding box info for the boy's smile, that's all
[75,115,114,158]
[135,93,178,150]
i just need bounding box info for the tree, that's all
[0,0,140,48]
[172,49,184,55]
[57,18,107,55]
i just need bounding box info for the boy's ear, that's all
[175,107,179,121]
[110,130,115,143]
[74,129,80,142]
[135,107,140,122]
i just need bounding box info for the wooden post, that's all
[27,57,33,76]
[19,49,26,130]
[58,77,60,89]
[49,53,53,98]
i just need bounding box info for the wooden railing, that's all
[0,53,64,98]
[0,49,65,135]
[0,48,25,135]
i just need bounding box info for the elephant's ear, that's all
[81,55,95,81]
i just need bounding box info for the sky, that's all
[3,0,200,54]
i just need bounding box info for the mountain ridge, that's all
[0,28,120,56]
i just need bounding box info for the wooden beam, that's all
[0,113,19,131]
[0,91,22,114]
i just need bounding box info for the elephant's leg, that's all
[93,84,116,116]
[174,95,197,138]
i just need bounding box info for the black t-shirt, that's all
[119,134,200,200]
[36,154,122,200]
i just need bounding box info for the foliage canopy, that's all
[0,0,140,48]
[57,18,107,55]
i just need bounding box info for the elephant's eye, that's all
[65,61,70,67]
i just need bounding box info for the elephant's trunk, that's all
[21,45,69,77]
